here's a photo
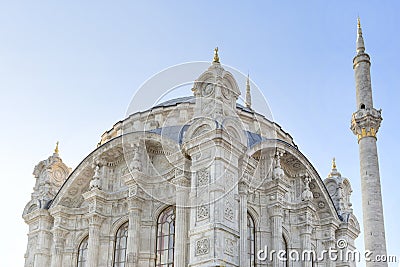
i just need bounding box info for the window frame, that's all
[247,213,256,267]
[113,221,129,267]
[155,206,176,267]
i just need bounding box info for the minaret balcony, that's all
[351,107,382,142]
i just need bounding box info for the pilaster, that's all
[298,201,316,267]
[23,209,54,267]
[50,227,68,267]
[173,168,190,267]
[238,181,249,267]
[125,170,145,267]
[83,188,106,267]
[265,156,289,267]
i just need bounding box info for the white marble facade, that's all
[23,45,368,267]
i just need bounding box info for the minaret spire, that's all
[245,74,252,109]
[356,17,365,54]
[351,18,388,267]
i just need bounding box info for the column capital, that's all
[265,178,289,204]
[269,203,283,218]
[300,224,313,236]
[238,181,249,196]
[173,175,191,188]
[127,196,143,211]
[51,227,69,241]
[85,213,105,227]
[83,189,107,216]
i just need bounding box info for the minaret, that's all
[351,18,387,265]
[245,74,252,109]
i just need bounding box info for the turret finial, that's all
[356,17,365,54]
[332,157,337,170]
[245,73,252,109]
[54,141,59,154]
[213,47,220,63]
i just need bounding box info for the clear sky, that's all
[0,1,399,266]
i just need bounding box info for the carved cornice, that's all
[23,209,53,225]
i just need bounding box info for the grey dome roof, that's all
[154,96,253,113]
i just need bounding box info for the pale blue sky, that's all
[0,1,399,266]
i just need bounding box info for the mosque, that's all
[22,20,387,267]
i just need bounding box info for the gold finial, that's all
[357,17,361,28]
[332,157,336,169]
[54,141,59,154]
[213,47,220,63]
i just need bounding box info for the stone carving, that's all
[197,204,209,221]
[301,174,313,201]
[89,165,102,190]
[128,184,138,197]
[129,144,142,172]
[224,200,234,221]
[197,169,209,187]
[224,238,235,256]
[27,149,71,210]
[324,162,355,221]
[195,238,209,256]
[273,149,285,180]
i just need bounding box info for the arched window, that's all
[155,206,175,267]
[247,213,255,267]
[77,236,88,267]
[113,222,129,267]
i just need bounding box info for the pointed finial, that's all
[356,17,365,54]
[213,47,220,63]
[54,141,59,154]
[245,73,252,109]
[332,157,337,169]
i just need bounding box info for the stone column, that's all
[270,204,283,267]
[50,227,68,267]
[87,214,104,267]
[27,210,53,267]
[126,184,143,267]
[266,152,288,267]
[174,170,190,267]
[239,181,249,267]
[83,162,107,267]
[300,224,313,267]
[322,238,336,267]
